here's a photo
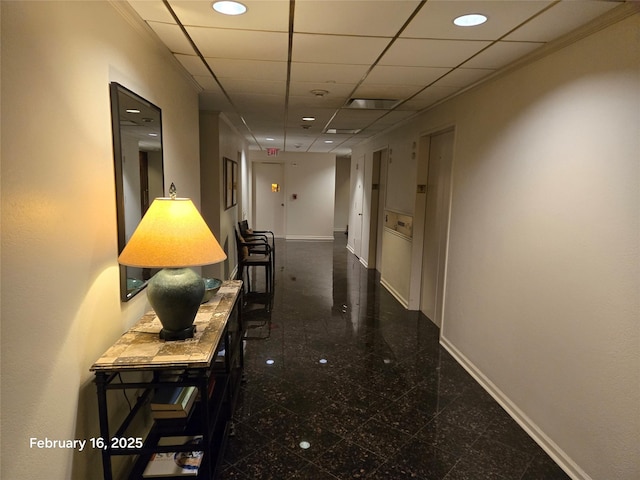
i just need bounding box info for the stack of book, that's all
[142,435,203,478]
[150,386,197,419]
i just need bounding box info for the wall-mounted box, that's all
[384,210,413,239]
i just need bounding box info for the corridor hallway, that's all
[220,235,568,480]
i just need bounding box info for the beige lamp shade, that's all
[118,197,227,268]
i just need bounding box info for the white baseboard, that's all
[359,257,368,269]
[346,243,355,255]
[380,277,409,308]
[285,235,334,241]
[440,336,591,480]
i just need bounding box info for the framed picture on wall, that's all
[225,157,237,209]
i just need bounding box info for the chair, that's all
[238,220,275,265]
[235,228,272,295]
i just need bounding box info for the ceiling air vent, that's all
[326,128,362,134]
[346,98,399,110]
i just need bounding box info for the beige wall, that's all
[351,11,639,480]
[248,151,336,240]
[1,2,200,478]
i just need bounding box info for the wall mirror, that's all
[110,82,164,301]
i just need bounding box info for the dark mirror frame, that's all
[110,82,164,301]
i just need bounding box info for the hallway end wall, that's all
[248,151,336,240]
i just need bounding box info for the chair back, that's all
[238,220,250,236]
[234,228,249,260]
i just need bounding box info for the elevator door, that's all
[420,130,454,327]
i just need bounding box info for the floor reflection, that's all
[220,234,569,480]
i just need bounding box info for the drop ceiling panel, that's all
[434,68,496,87]
[231,93,287,111]
[463,41,544,69]
[147,21,195,55]
[398,86,461,111]
[294,0,421,36]
[192,74,221,91]
[292,33,390,65]
[288,82,356,100]
[504,1,624,42]
[186,27,289,60]
[287,94,346,109]
[175,54,210,76]
[381,38,492,67]
[205,58,288,82]
[125,0,625,156]
[290,62,369,84]
[219,79,286,96]
[403,0,554,40]
[364,65,451,87]
[129,0,175,23]
[351,83,423,101]
[169,0,290,31]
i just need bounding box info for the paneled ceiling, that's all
[127,0,626,156]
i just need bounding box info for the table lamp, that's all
[118,184,227,340]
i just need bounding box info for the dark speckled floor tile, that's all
[447,437,533,480]
[520,451,571,479]
[316,439,385,479]
[220,235,569,480]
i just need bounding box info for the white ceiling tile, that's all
[175,54,210,76]
[292,33,390,65]
[290,62,369,84]
[398,86,461,111]
[128,0,620,155]
[463,41,544,69]
[364,65,451,86]
[504,0,624,42]
[381,38,492,67]
[169,0,290,31]
[148,21,195,55]
[352,83,423,101]
[286,93,347,109]
[191,74,219,91]
[220,79,286,96]
[288,82,356,99]
[403,1,554,40]
[129,0,175,23]
[205,58,288,82]
[434,68,496,87]
[294,0,421,36]
[186,27,289,61]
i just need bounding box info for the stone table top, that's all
[91,280,242,372]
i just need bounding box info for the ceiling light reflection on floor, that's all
[319,358,328,364]
[266,359,275,365]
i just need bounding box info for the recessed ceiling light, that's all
[265,137,275,141]
[453,13,487,27]
[324,140,334,144]
[212,1,247,15]
[126,109,140,114]
[302,116,315,121]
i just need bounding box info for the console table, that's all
[91,280,243,480]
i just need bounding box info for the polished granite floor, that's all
[219,235,569,480]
